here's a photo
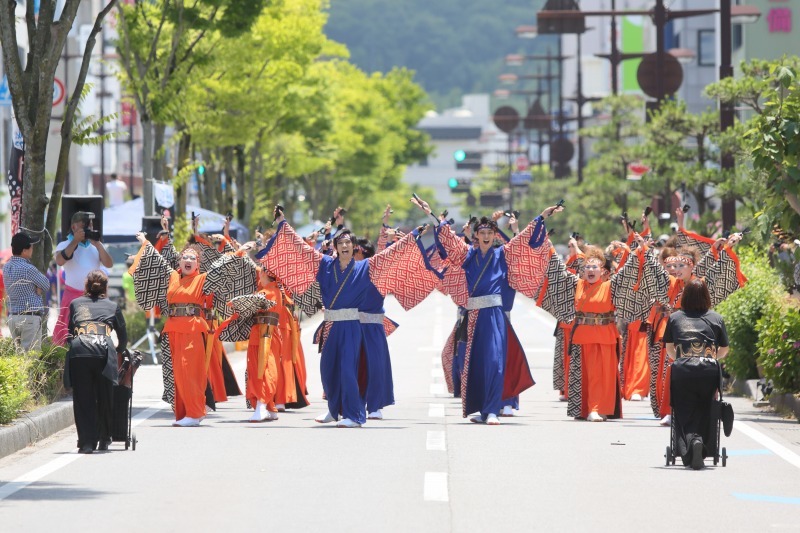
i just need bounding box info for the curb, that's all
[769,393,800,422]
[0,398,74,460]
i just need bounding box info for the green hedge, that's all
[757,300,800,393]
[0,355,30,424]
[716,245,783,380]
[0,338,67,424]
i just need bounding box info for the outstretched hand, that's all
[273,206,285,224]
[135,232,147,244]
[541,204,564,219]
[410,196,432,215]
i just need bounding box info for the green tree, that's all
[0,0,118,270]
[115,0,267,217]
[706,57,800,239]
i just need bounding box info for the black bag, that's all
[720,401,734,437]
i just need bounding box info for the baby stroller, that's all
[111,349,143,450]
[664,356,732,469]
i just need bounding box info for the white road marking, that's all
[424,472,449,502]
[0,406,164,502]
[429,383,447,395]
[431,357,441,365]
[418,347,442,353]
[426,431,447,451]
[735,421,800,470]
[431,368,444,379]
[428,403,445,418]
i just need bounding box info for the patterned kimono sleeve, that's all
[538,248,578,322]
[435,223,469,266]
[294,281,323,317]
[368,231,442,311]
[640,248,671,305]
[537,247,577,323]
[611,246,658,323]
[503,215,550,298]
[255,221,322,295]
[416,230,467,306]
[128,242,172,311]
[704,245,748,307]
[676,228,714,257]
[153,235,179,270]
[191,234,224,273]
[204,253,259,318]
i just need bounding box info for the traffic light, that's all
[449,178,471,194]
[454,150,482,170]
[197,163,206,176]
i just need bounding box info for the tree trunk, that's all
[213,148,224,212]
[153,123,167,183]
[175,133,191,222]
[141,119,155,216]
[235,145,246,221]
[223,147,234,213]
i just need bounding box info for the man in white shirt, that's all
[53,211,113,344]
[106,173,127,208]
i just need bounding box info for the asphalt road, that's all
[1,292,799,532]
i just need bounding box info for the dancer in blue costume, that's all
[413,196,562,425]
[354,235,398,420]
[257,206,438,428]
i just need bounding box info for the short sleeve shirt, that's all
[664,310,729,358]
[55,239,107,290]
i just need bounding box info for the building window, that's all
[697,29,715,67]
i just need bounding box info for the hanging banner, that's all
[153,181,175,208]
[7,118,24,235]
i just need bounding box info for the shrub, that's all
[123,309,164,344]
[756,299,800,393]
[0,355,31,424]
[26,340,67,404]
[716,245,782,380]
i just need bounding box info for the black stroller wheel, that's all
[125,438,130,451]
[132,433,137,451]
[721,447,727,467]
[665,446,673,467]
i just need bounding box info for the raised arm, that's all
[704,234,748,307]
[537,245,578,323]
[611,237,664,323]
[503,204,562,298]
[128,232,172,311]
[255,209,323,295]
[368,227,443,311]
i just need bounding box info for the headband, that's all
[475,223,494,232]
[665,255,694,266]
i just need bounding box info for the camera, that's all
[84,229,101,241]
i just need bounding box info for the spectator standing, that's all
[3,233,50,350]
[53,212,113,344]
[105,173,128,208]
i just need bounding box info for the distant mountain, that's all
[325,0,551,110]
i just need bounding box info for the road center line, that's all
[428,403,445,418]
[734,421,800,470]
[426,430,447,451]
[0,405,164,502]
[424,472,449,502]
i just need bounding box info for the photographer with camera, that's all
[53,211,113,345]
